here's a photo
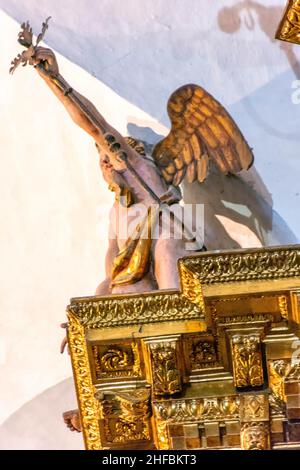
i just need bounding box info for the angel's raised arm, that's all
[32,47,131,155]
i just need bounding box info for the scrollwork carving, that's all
[101,348,131,371]
[182,246,300,284]
[153,396,240,423]
[68,291,204,329]
[67,312,101,450]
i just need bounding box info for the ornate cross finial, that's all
[9,17,51,74]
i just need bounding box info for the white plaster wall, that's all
[0,0,300,449]
[0,8,167,448]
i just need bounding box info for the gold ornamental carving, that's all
[182,246,300,284]
[179,263,205,310]
[231,334,264,388]
[101,348,130,370]
[269,394,286,417]
[239,395,269,422]
[153,396,240,423]
[291,290,300,325]
[278,296,289,320]
[190,339,218,369]
[112,420,148,444]
[184,334,221,372]
[241,422,270,450]
[148,341,182,395]
[276,0,300,45]
[268,359,291,402]
[67,312,101,450]
[131,342,142,377]
[153,412,171,450]
[285,362,300,382]
[68,290,204,329]
[64,246,300,450]
[97,389,151,445]
[209,296,279,328]
[268,360,291,417]
[92,341,142,379]
[220,314,274,325]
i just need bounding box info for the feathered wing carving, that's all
[152,84,254,186]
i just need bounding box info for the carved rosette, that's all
[148,340,182,395]
[189,337,219,370]
[231,334,264,388]
[67,312,101,450]
[92,341,142,380]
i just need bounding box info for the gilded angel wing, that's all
[152,84,254,186]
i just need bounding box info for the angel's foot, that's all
[63,409,82,432]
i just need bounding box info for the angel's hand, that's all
[32,47,59,76]
[109,149,128,173]
[60,322,70,354]
[105,133,129,172]
[96,137,128,173]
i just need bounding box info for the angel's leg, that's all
[152,236,188,290]
[152,204,203,289]
[111,272,157,295]
[63,409,82,432]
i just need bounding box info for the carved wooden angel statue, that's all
[10,19,254,433]
[10,29,254,296]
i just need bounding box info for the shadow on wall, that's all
[183,164,298,250]
[0,378,84,450]
[128,122,298,250]
[218,0,300,79]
